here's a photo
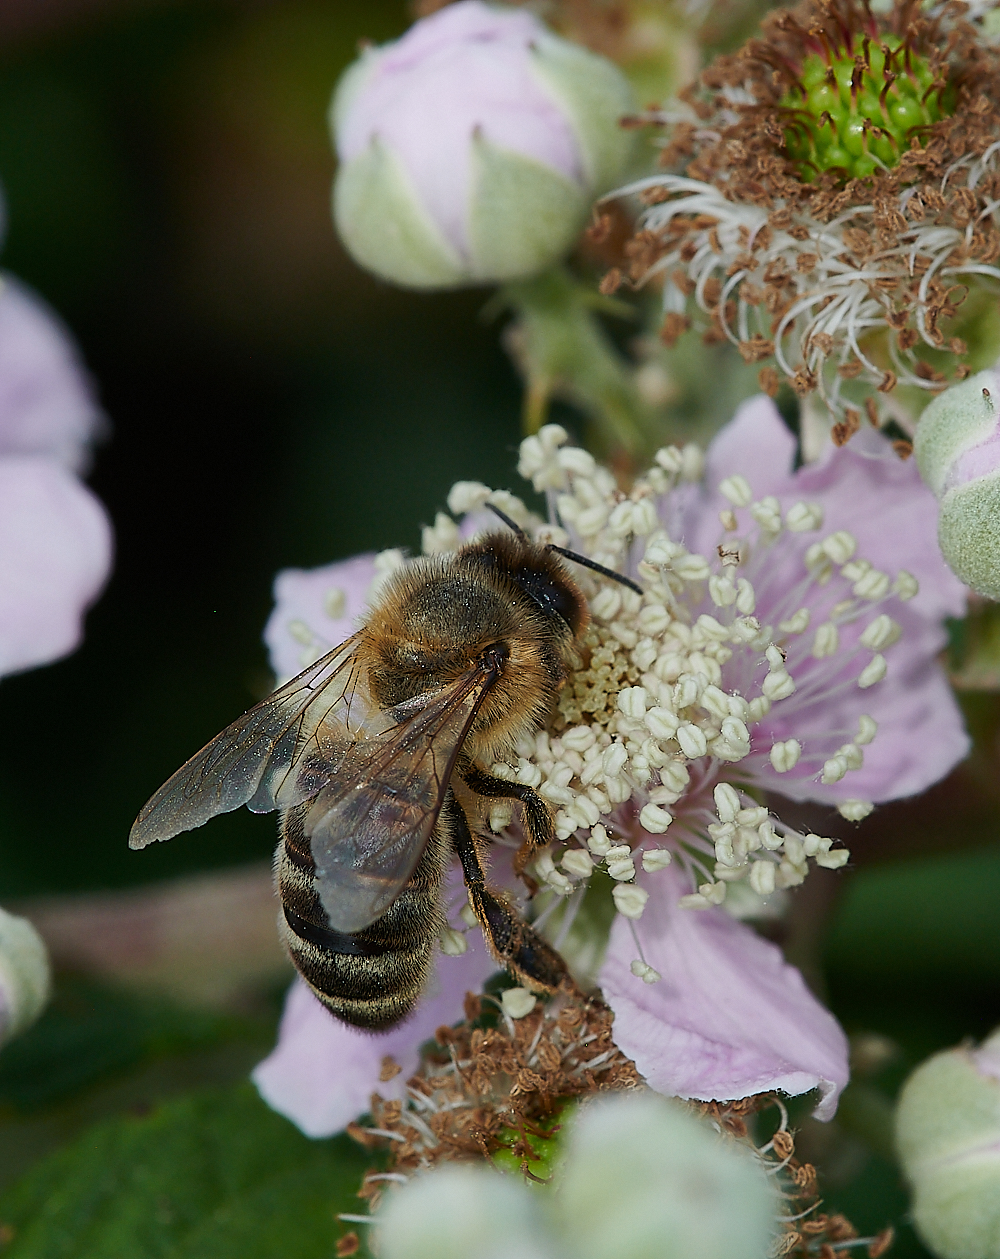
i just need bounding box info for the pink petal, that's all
[263,553,376,682]
[599,865,849,1120]
[683,395,969,803]
[0,277,104,472]
[252,895,497,1137]
[338,1,581,259]
[0,456,112,678]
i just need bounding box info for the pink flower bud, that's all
[331,1,634,288]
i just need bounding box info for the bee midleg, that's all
[276,802,447,1032]
[443,790,574,997]
[460,765,554,878]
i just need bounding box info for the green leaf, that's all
[0,1083,371,1259]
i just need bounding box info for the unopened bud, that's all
[897,1027,1000,1259]
[0,907,51,1044]
[331,1,634,289]
[915,370,1000,599]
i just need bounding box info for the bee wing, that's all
[129,633,387,850]
[305,662,497,934]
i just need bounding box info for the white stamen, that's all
[642,848,673,872]
[750,497,782,532]
[287,619,313,646]
[422,511,461,555]
[816,848,850,870]
[736,578,756,614]
[630,959,662,983]
[762,670,795,701]
[639,802,673,833]
[779,608,810,634]
[719,509,738,531]
[489,802,513,832]
[709,575,737,606]
[812,622,839,658]
[838,800,874,821]
[858,654,888,688]
[588,825,612,856]
[769,739,801,772]
[677,723,709,757]
[822,531,857,564]
[720,474,753,507]
[501,988,537,1019]
[439,927,467,956]
[561,849,595,879]
[854,569,891,600]
[860,615,901,650]
[323,588,346,619]
[856,715,878,744]
[786,502,823,532]
[894,570,919,600]
[749,860,776,895]
[821,755,848,784]
[613,884,649,919]
[617,686,648,719]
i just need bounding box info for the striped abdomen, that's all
[275,801,447,1030]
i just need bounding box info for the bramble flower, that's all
[331,0,635,289]
[254,399,965,1132]
[0,275,112,678]
[915,367,1000,598]
[896,1025,1000,1259]
[614,0,1000,427]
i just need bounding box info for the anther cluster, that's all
[433,425,919,973]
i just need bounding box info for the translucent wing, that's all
[305,662,498,934]
[129,633,385,850]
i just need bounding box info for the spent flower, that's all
[614,0,1000,426]
[331,0,635,289]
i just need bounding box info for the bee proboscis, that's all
[130,519,640,1030]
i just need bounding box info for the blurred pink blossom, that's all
[0,277,112,678]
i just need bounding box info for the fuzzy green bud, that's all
[0,906,51,1044]
[896,1028,1000,1259]
[331,1,634,289]
[915,370,1000,599]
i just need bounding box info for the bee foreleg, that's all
[460,765,554,878]
[444,791,575,998]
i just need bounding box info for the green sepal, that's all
[915,370,999,498]
[528,34,636,193]
[938,472,1000,600]
[467,134,586,283]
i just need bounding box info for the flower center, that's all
[780,34,953,181]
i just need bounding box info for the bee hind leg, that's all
[461,765,553,882]
[445,790,577,998]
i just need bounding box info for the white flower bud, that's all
[914,371,1000,598]
[556,1095,778,1259]
[897,1028,1000,1259]
[0,907,51,1044]
[332,2,635,289]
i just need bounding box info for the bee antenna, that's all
[484,502,528,538]
[547,545,643,596]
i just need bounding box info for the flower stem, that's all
[499,266,660,469]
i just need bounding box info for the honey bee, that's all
[130,513,639,1030]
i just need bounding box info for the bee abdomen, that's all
[275,805,446,1031]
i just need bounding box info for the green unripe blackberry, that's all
[781,35,953,181]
